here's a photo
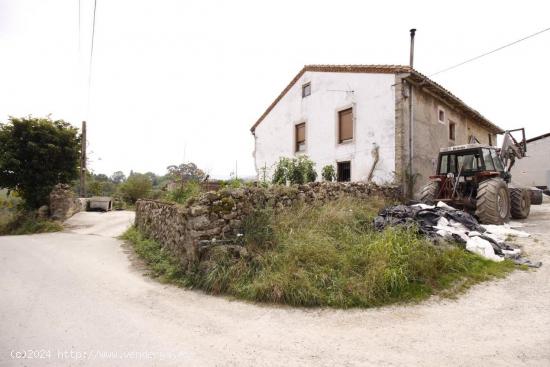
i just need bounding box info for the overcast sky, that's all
[1,0,549,178]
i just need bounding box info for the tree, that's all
[322,165,336,182]
[166,162,205,182]
[144,171,159,187]
[119,173,152,204]
[0,116,80,208]
[272,156,317,185]
[110,171,126,184]
[93,173,109,182]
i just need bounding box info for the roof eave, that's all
[405,71,503,134]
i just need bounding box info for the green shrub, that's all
[322,165,336,182]
[0,211,62,235]
[119,173,153,204]
[220,179,244,189]
[164,181,201,204]
[272,156,317,185]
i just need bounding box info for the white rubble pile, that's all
[411,202,536,266]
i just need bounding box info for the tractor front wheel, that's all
[475,178,510,225]
[417,181,439,205]
[510,188,531,219]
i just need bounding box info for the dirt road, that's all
[1,206,549,366]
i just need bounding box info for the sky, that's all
[1,0,549,179]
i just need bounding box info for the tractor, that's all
[417,128,540,224]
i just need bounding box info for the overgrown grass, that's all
[121,227,189,286]
[123,197,516,308]
[0,211,63,235]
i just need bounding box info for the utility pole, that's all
[80,121,87,197]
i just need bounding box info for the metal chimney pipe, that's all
[409,28,416,68]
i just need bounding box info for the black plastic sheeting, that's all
[374,205,514,256]
[373,204,541,267]
[374,204,483,237]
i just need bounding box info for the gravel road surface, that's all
[1,205,549,366]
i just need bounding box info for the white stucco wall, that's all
[512,136,550,188]
[252,71,396,184]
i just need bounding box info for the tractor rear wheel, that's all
[417,181,439,205]
[475,178,510,225]
[510,188,531,219]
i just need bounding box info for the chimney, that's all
[409,28,416,68]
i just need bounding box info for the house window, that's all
[449,121,456,141]
[438,107,446,124]
[337,161,351,182]
[338,108,353,143]
[295,123,306,152]
[302,83,311,98]
[488,134,493,146]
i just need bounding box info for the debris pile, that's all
[374,202,542,267]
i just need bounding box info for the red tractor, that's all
[417,128,540,224]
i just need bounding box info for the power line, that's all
[429,26,550,77]
[78,0,81,52]
[87,0,98,114]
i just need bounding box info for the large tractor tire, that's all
[475,178,510,225]
[510,188,531,219]
[530,188,543,205]
[417,181,439,205]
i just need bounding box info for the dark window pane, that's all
[449,122,456,140]
[483,148,495,170]
[302,83,311,98]
[439,155,448,174]
[295,123,306,152]
[491,149,504,171]
[337,161,351,182]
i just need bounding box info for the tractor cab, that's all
[437,144,510,182]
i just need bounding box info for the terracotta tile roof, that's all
[250,64,503,134]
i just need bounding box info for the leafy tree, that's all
[119,173,152,204]
[166,162,205,182]
[144,171,159,187]
[93,173,109,182]
[322,164,336,182]
[272,156,317,185]
[110,171,126,184]
[88,181,102,196]
[0,116,80,208]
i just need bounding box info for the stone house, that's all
[512,132,550,189]
[250,65,502,194]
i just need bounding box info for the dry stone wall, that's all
[49,184,86,220]
[135,182,401,271]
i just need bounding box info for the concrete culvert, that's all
[88,197,113,212]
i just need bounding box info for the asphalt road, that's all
[1,205,549,366]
